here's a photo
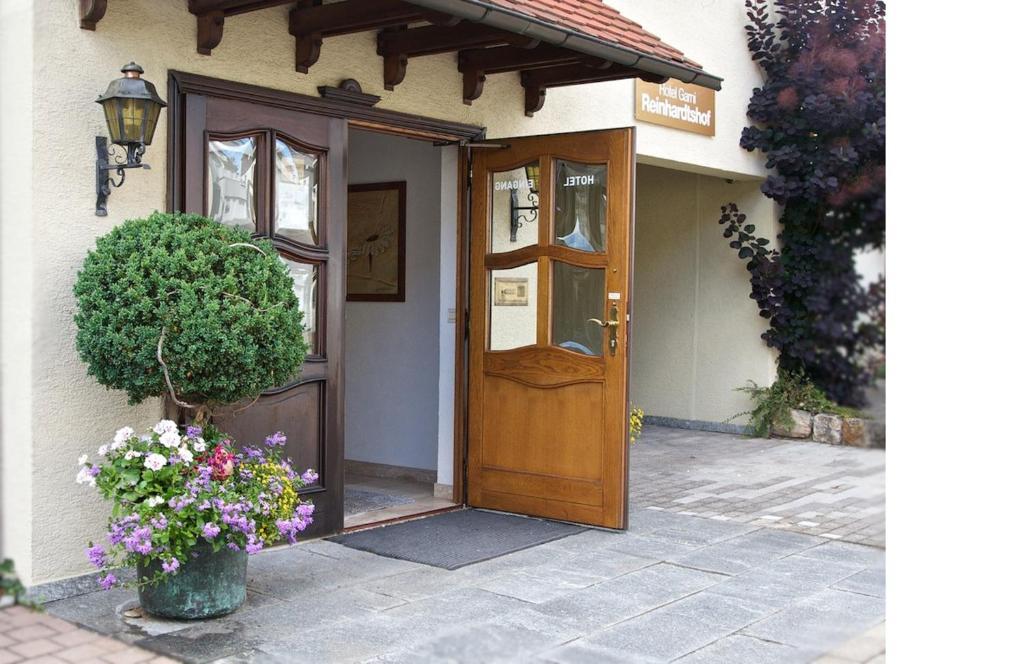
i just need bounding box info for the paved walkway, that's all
[0,605,174,663]
[35,427,885,663]
[633,427,885,547]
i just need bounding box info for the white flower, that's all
[159,431,181,449]
[144,453,168,471]
[177,447,194,463]
[192,438,207,453]
[76,466,96,486]
[112,426,134,449]
[98,444,109,456]
[152,420,178,435]
[78,454,88,466]
[124,450,142,460]
[146,496,165,507]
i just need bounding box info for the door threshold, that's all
[342,505,465,534]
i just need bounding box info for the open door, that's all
[467,128,634,529]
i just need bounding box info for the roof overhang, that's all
[81,0,723,116]
[403,0,723,91]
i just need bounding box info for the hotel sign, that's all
[635,79,715,137]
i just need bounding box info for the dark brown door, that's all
[467,128,635,528]
[181,94,346,537]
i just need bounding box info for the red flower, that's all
[210,444,235,481]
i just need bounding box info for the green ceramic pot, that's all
[137,542,247,619]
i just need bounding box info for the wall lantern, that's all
[509,163,541,243]
[94,62,166,216]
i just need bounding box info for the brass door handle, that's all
[587,302,620,355]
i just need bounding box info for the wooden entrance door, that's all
[467,128,635,528]
[181,94,346,537]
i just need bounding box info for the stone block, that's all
[867,419,886,448]
[772,409,812,438]
[842,418,868,447]
[812,414,843,444]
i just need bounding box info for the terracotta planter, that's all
[137,542,247,619]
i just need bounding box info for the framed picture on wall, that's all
[347,181,406,302]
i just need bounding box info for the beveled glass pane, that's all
[274,139,319,246]
[552,262,605,356]
[207,137,257,233]
[489,263,537,351]
[554,160,607,253]
[490,161,540,253]
[281,257,319,355]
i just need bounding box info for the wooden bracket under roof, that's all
[81,0,722,116]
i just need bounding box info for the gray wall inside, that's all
[344,130,442,472]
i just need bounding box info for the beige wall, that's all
[8,0,772,583]
[630,165,777,424]
[1,0,36,580]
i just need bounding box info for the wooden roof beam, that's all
[187,1,293,55]
[378,23,539,91]
[458,44,608,105]
[79,0,107,30]
[289,0,461,74]
[520,64,667,116]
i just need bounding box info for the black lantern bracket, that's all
[95,136,149,216]
[509,188,539,243]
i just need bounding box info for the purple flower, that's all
[150,515,169,531]
[88,465,101,477]
[201,522,221,540]
[161,557,180,574]
[264,431,287,447]
[241,446,264,461]
[99,573,117,590]
[186,425,202,438]
[301,469,319,486]
[227,542,240,551]
[245,539,263,555]
[86,544,106,568]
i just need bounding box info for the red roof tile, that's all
[478,0,703,69]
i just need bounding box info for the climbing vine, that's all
[722,0,885,406]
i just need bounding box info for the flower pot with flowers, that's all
[78,423,317,618]
[73,212,310,619]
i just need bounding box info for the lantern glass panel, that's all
[101,99,124,143]
[119,98,147,145]
[142,101,162,145]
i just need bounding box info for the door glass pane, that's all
[490,161,540,253]
[207,137,257,232]
[554,160,607,253]
[281,257,319,355]
[274,139,320,246]
[489,263,537,350]
[552,262,605,356]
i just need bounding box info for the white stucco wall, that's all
[11,0,773,583]
[345,130,443,473]
[630,165,778,424]
[1,0,36,578]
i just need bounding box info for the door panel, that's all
[467,128,634,529]
[182,95,345,537]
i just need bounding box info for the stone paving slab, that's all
[632,426,885,547]
[37,427,885,663]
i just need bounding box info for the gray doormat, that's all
[330,509,587,569]
[344,487,416,515]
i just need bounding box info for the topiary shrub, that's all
[74,212,306,422]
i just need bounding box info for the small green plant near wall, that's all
[731,370,859,438]
[74,212,306,424]
[0,558,28,606]
[629,405,645,444]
